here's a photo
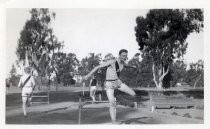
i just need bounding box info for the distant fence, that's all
[133,87,204,99]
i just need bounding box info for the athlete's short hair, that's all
[119,49,128,55]
[104,53,115,62]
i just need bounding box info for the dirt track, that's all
[6,102,203,124]
[6,86,204,124]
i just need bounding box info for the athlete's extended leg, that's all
[27,94,32,107]
[92,88,96,101]
[90,88,93,100]
[106,87,117,123]
[118,83,136,96]
[22,96,28,116]
[90,87,96,101]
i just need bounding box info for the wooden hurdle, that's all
[31,90,50,104]
[148,91,196,111]
[78,97,116,124]
[31,84,50,104]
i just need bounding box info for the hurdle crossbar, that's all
[80,101,109,108]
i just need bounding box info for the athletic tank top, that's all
[106,60,122,80]
[91,79,97,86]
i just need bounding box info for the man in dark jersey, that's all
[89,75,98,102]
[84,49,136,124]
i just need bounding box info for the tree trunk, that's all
[39,76,43,90]
[56,81,58,91]
[152,63,159,88]
[48,75,51,91]
[194,74,201,88]
[152,63,169,89]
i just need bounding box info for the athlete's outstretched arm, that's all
[84,60,115,80]
[123,62,138,69]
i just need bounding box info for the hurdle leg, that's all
[78,97,82,124]
[47,90,50,104]
[134,102,138,109]
[82,83,85,96]
[149,93,155,112]
[114,98,117,120]
[99,94,102,101]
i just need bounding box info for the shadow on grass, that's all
[119,117,152,124]
[7,104,146,124]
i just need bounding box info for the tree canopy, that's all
[135,9,203,89]
[135,9,203,66]
[185,60,204,87]
[78,53,102,76]
[16,8,62,77]
[51,52,79,84]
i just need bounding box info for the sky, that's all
[6,8,204,75]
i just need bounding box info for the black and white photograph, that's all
[1,0,209,128]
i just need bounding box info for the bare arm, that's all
[18,77,22,88]
[31,76,36,89]
[84,60,115,80]
[124,63,137,69]
[123,63,139,74]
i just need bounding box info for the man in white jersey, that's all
[84,49,136,124]
[18,67,35,117]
